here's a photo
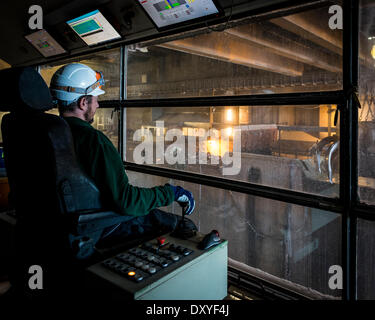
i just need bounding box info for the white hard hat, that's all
[50,63,105,106]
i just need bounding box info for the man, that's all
[49,63,195,244]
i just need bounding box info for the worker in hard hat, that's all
[50,63,196,243]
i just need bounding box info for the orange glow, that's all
[128,271,136,276]
[226,109,233,122]
[225,127,233,136]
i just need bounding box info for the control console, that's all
[86,233,228,300]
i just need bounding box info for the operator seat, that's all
[0,67,130,299]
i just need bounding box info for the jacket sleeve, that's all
[87,131,175,216]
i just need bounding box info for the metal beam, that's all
[158,32,304,77]
[271,9,372,66]
[270,10,343,55]
[224,23,342,73]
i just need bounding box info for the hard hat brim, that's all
[91,88,105,96]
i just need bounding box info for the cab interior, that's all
[0,0,374,301]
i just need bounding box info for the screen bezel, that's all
[136,0,224,32]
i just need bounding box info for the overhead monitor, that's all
[138,0,222,30]
[67,10,121,46]
[25,29,66,58]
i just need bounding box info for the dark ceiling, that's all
[0,0,265,67]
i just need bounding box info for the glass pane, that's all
[40,47,121,101]
[92,108,119,149]
[44,107,119,149]
[124,104,340,197]
[0,112,9,144]
[127,5,342,99]
[127,170,342,298]
[357,219,375,300]
[359,0,375,205]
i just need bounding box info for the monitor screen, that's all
[67,10,121,46]
[25,29,66,58]
[138,0,220,29]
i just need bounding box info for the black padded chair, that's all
[0,67,130,298]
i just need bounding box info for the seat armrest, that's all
[69,211,134,235]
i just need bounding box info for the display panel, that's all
[67,10,121,46]
[138,0,220,29]
[25,29,66,57]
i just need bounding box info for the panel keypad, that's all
[102,240,193,283]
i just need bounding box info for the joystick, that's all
[171,202,197,239]
[198,230,221,250]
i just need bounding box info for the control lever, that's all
[171,202,197,239]
[198,230,221,250]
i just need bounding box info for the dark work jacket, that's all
[63,116,174,216]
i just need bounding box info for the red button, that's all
[157,237,166,246]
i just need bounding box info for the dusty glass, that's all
[357,218,375,300]
[126,5,342,99]
[127,170,342,298]
[358,0,375,205]
[124,104,340,197]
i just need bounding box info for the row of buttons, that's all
[141,242,193,258]
[102,259,147,283]
[126,248,175,268]
[116,252,162,273]
[102,241,194,283]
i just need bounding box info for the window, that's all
[125,105,339,197]
[357,219,375,300]
[127,5,342,99]
[358,0,375,205]
[127,171,342,298]
[123,2,346,299]
[0,112,9,144]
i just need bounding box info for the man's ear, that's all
[77,96,88,111]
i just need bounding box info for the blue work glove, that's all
[166,184,195,215]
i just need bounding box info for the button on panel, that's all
[102,238,194,282]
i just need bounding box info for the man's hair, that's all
[58,95,93,114]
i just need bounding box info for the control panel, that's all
[86,233,228,300]
[102,241,194,283]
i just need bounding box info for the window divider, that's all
[99,90,345,108]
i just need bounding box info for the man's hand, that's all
[166,184,195,215]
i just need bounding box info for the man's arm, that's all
[88,131,174,216]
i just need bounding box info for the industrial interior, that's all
[0,0,374,301]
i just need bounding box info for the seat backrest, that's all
[0,67,109,296]
[0,67,103,218]
[2,112,104,216]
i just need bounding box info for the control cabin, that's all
[0,0,373,301]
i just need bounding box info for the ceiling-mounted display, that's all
[138,0,222,30]
[25,29,66,57]
[67,10,121,46]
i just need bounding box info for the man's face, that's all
[83,96,99,124]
